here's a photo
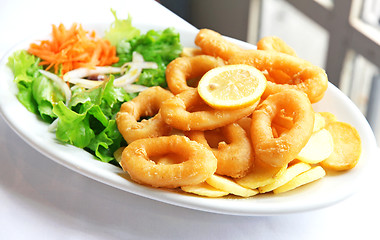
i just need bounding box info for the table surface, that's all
[1,0,379,239]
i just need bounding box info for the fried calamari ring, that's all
[257,36,297,56]
[120,135,217,188]
[228,50,328,103]
[160,88,258,131]
[194,29,243,61]
[116,86,174,144]
[186,123,254,178]
[193,29,327,103]
[257,36,301,99]
[166,55,225,94]
[251,89,314,167]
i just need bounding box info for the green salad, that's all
[7,10,182,165]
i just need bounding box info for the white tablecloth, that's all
[1,0,379,239]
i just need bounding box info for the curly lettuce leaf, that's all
[129,28,183,65]
[7,50,40,113]
[115,28,182,87]
[53,101,96,148]
[7,50,64,122]
[104,9,140,47]
[87,120,124,164]
[53,77,131,162]
[32,74,65,122]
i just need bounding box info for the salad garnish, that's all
[7,10,183,164]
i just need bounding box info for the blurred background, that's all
[159,0,380,146]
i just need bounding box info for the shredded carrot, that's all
[28,23,119,76]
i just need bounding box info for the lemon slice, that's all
[197,64,267,109]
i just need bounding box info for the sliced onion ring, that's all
[62,52,158,91]
[123,84,149,93]
[68,78,103,89]
[114,66,142,87]
[63,66,122,83]
[121,52,158,73]
[39,70,71,105]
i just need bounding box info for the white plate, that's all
[0,22,377,216]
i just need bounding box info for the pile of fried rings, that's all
[115,29,328,190]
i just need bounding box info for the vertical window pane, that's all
[361,0,380,30]
[342,51,380,145]
[257,0,329,68]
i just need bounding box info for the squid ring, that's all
[160,88,258,131]
[116,86,174,144]
[166,55,225,94]
[193,29,327,103]
[256,36,297,56]
[120,135,217,188]
[186,123,254,178]
[194,29,243,61]
[250,89,314,167]
[228,50,328,103]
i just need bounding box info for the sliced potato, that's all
[180,47,203,57]
[313,112,326,132]
[296,129,334,164]
[113,147,125,165]
[235,160,287,189]
[319,112,337,125]
[259,162,311,193]
[181,182,229,198]
[272,112,325,137]
[237,117,252,138]
[320,121,362,171]
[273,166,326,194]
[153,153,184,165]
[272,109,294,129]
[206,175,259,197]
[272,122,289,137]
